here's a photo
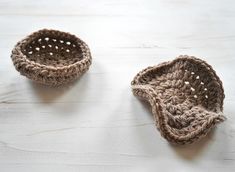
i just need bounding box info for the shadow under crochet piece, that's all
[131,55,226,145]
[11,29,92,86]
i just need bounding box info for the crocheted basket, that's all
[131,55,226,145]
[11,29,92,86]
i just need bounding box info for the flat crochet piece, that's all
[11,29,92,86]
[131,55,226,145]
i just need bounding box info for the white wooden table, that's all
[0,0,235,171]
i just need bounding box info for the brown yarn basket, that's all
[11,29,92,86]
[131,55,226,145]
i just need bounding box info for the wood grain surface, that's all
[0,0,235,171]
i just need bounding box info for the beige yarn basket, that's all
[11,29,92,86]
[131,55,226,145]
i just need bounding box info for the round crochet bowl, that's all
[11,29,92,86]
[131,55,226,145]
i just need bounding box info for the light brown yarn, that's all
[11,29,92,86]
[131,55,226,145]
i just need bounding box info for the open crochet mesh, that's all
[11,29,92,86]
[131,55,225,145]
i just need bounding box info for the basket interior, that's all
[132,58,225,139]
[22,34,83,67]
[136,60,222,112]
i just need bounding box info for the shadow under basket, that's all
[11,29,92,86]
[131,55,226,145]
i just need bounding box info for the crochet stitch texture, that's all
[131,55,226,145]
[11,29,92,86]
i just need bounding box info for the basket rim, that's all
[12,29,91,71]
[131,55,225,144]
[131,55,225,108]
